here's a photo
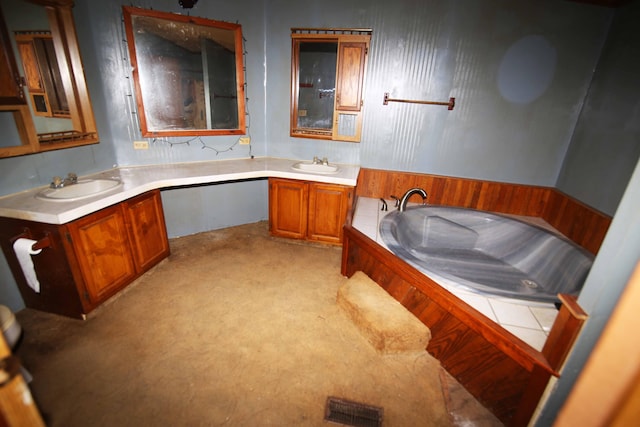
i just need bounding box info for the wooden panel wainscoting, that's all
[341,222,589,425]
[543,190,612,256]
[356,168,611,255]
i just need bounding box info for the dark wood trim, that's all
[355,168,611,254]
[542,189,611,255]
[542,294,588,371]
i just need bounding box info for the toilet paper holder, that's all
[11,228,53,251]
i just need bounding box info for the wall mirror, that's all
[123,7,246,137]
[290,28,371,143]
[0,0,99,158]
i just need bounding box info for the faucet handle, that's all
[51,176,63,188]
[67,173,78,183]
[390,195,399,208]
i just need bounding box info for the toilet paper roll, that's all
[12,238,42,293]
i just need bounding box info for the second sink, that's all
[36,179,123,202]
[291,162,340,174]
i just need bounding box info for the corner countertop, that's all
[0,157,360,225]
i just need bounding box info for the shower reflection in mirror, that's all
[123,6,246,137]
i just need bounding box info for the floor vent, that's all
[324,396,383,427]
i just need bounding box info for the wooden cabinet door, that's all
[124,190,169,272]
[335,41,367,112]
[269,178,308,239]
[0,8,25,105]
[308,182,353,244]
[66,205,135,305]
[333,38,368,142]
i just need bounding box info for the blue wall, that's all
[556,1,640,216]
[0,0,630,208]
[265,0,616,188]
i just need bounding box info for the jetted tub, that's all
[379,206,594,304]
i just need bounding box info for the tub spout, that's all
[399,188,427,212]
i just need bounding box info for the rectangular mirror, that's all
[123,7,246,137]
[296,41,337,132]
[290,29,371,143]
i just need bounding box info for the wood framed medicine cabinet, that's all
[0,0,99,158]
[290,28,371,143]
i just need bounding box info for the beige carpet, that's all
[15,221,460,426]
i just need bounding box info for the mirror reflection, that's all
[290,29,370,143]
[15,31,69,117]
[0,0,99,158]
[1,0,73,137]
[296,42,337,131]
[123,7,246,137]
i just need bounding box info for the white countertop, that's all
[0,157,360,224]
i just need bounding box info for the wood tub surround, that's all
[342,223,588,425]
[343,168,604,425]
[356,168,612,255]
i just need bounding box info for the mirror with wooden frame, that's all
[0,0,99,158]
[290,28,371,143]
[123,7,246,137]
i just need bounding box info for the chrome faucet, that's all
[398,188,427,212]
[50,173,78,189]
[312,156,329,165]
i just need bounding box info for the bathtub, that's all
[344,199,591,424]
[379,205,594,304]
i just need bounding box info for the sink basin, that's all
[36,179,123,202]
[291,162,340,174]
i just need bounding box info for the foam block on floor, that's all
[337,271,431,354]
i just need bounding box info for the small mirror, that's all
[0,0,99,158]
[295,42,337,132]
[123,6,246,137]
[290,29,371,143]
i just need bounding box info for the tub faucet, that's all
[399,188,427,212]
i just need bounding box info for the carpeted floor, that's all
[15,221,501,426]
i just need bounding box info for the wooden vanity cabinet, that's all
[123,190,170,272]
[65,203,136,307]
[268,178,353,244]
[0,190,169,318]
[269,178,308,240]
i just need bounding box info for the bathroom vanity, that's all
[268,178,353,244]
[0,190,168,318]
[0,157,359,318]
